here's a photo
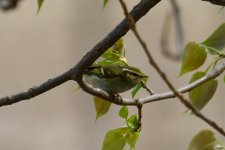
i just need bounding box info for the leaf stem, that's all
[133,105,142,132]
[205,56,225,73]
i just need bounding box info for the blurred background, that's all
[0,0,224,149]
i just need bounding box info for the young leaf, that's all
[127,115,138,129]
[179,42,207,76]
[102,128,126,150]
[224,75,225,83]
[202,23,225,51]
[94,96,111,120]
[102,47,113,59]
[37,0,44,14]
[119,106,129,119]
[188,130,225,150]
[189,71,218,110]
[125,132,139,149]
[131,78,148,98]
[113,38,125,57]
[103,0,110,8]
[98,58,128,66]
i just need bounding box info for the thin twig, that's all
[140,80,155,95]
[160,0,184,60]
[170,0,184,58]
[161,12,177,59]
[136,61,225,104]
[119,0,225,136]
[134,105,143,132]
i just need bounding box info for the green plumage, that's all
[83,37,148,93]
[84,64,147,93]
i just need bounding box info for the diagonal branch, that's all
[70,0,162,79]
[119,0,225,136]
[202,0,225,6]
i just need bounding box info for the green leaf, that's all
[119,106,129,119]
[127,115,138,129]
[224,75,225,83]
[37,0,44,14]
[94,96,111,120]
[112,127,131,134]
[125,132,139,149]
[102,128,126,150]
[98,57,128,66]
[102,47,114,59]
[103,0,110,8]
[179,42,207,76]
[113,38,125,57]
[131,78,148,98]
[102,38,125,58]
[189,72,218,110]
[202,23,225,51]
[188,130,225,150]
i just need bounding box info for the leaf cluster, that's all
[188,130,225,150]
[102,106,140,150]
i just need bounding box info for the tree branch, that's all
[134,105,143,132]
[75,61,225,106]
[119,0,225,137]
[138,61,225,104]
[0,71,71,107]
[202,0,225,6]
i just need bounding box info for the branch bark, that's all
[202,0,225,6]
[0,72,71,107]
[138,61,225,104]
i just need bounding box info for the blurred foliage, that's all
[188,130,225,150]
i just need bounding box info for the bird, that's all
[84,63,148,93]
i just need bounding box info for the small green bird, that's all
[84,37,148,94]
[84,64,148,93]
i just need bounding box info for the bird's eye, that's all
[130,72,139,77]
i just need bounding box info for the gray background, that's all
[0,0,224,149]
